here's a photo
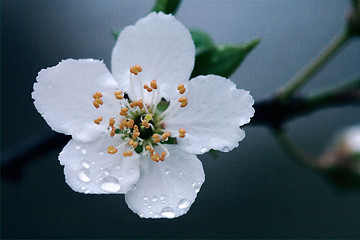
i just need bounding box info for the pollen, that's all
[120,108,129,116]
[159,151,166,161]
[143,84,152,92]
[151,153,160,162]
[142,120,150,128]
[126,119,135,128]
[130,64,142,75]
[110,127,116,137]
[150,80,158,89]
[114,91,124,100]
[93,116,103,125]
[123,150,133,157]
[162,131,171,141]
[93,100,100,108]
[128,139,138,148]
[93,91,103,99]
[107,145,117,154]
[109,117,115,127]
[153,133,161,143]
[146,145,155,154]
[177,84,186,94]
[178,97,188,108]
[179,128,186,138]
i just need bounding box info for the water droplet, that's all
[118,175,124,180]
[116,166,121,170]
[179,171,184,176]
[77,169,91,182]
[129,168,134,174]
[144,196,149,201]
[165,169,170,175]
[99,151,104,155]
[81,149,87,154]
[147,205,152,209]
[100,176,121,193]
[85,190,90,194]
[160,207,176,218]
[191,181,197,187]
[104,171,109,176]
[76,146,81,150]
[81,160,90,169]
[222,146,230,152]
[194,185,200,193]
[160,195,165,201]
[152,196,158,202]
[178,199,190,209]
[200,147,207,153]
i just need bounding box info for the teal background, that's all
[2,0,360,238]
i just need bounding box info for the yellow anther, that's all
[93,100,100,109]
[128,139,138,148]
[126,119,135,128]
[120,108,129,116]
[146,145,155,154]
[93,116,103,125]
[180,101,188,108]
[123,150,133,157]
[179,128,186,138]
[132,131,140,139]
[177,84,186,94]
[159,151,166,161]
[94,98,103,105]
[145,114,152,122]
[143,84,152,92]
[107,145,117,154]
[178,97,188,107]
[93,92,103,99]
[162,131,171,141]
[152,133,161,143]
[130,64,142,75]
[150,80,158,89]
[109,118,115,127]
[110,127,116,137]
[142,120,150,128]
[114,91,124,100]
[137,99,144,109]
[130,101,137,108]
[151,153,160,162]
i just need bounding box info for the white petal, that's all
[125,145,204,218]
[32,59,119,142]
[164,75,255,154]
[111,12,195,101]
[59,135,140,194]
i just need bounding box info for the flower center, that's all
[92,65,187,162]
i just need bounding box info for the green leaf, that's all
[150,0,182,14]
[190,29,215,54]
[191,38,261,78]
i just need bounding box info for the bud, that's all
[319,125,360,189]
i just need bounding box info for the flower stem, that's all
[274,128,320,170]
[277,30,349,102]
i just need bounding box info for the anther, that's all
[162,131,171,141]
[128,139,138,148]
[110,127,116,137]
[126,119,134,128]
[95,98,103,105]
[143,84,152,92]
[120,108,129,116]
[150,80,158,89]
[114,91,124,100]
[93,101,100,108]
[178,97,188,108]
[93,116,103,125]
[123,150,133,157]
[93,92,103,99]
[179,128,186,138]
[153,133,161,143]
[146,145,155,154]
[107,145,117,154]
[177,84,186,94]
[142,120,150,128]
[151,153,160,162]
[159,151,166,161]
[130,64,142,75]
[109,118,115,127]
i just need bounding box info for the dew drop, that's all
[178,199,190,209]
[160,195,165,201]
[99,151,104,155]
[129,168,134,174]
[179,171,184,176]
[160,207,176,218]
[77,169,91,182]
[81,149,87,154]
[100,176,121,193]
[104,171,109,176]
[165,169,170,175]
[144,196,149,201]
[200,147,207,153]
[194,185,200,193]
[81,161,90,169]
[152,196,158,202]
[118,175,124,180]
[85,190,90,194]
[191,181,197,187]
[76,146,81,150]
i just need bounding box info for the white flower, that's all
[32,12,254,218]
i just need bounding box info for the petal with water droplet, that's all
[125,145,205,218]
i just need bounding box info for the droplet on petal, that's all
[178,199,190,209]
[100,176,121,193]
[77,169,91,183]
[160,207,176,218]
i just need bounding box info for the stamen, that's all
[93,116,103,125]
[150,80,158,89]
[123,150,133,157]
[146,145,155,154]
[109,118,115,127]
[110,127,116,137]
[178,97,188,108]
[177,84,186,94]
[179,128,186,138]
[120,108,129,116]
[93,100,100,109]
[142,120,150,128]
[128,139,138,148]
[151,153,160,162]
[162,131,171,141]
[114,91,124,100]
[95,98,104,105]
[130,64,142,75]
[159,151,166,161]
[152,133,161,144]
[143,84,152,92]
[107,145,118,154]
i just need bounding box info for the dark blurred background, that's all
[2,0,360,238]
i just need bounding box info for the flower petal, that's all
[59,135,140,194]
[111,12,195,101]
[125,145,204,218]
[164,75,255,154]
[32,59,119,142]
